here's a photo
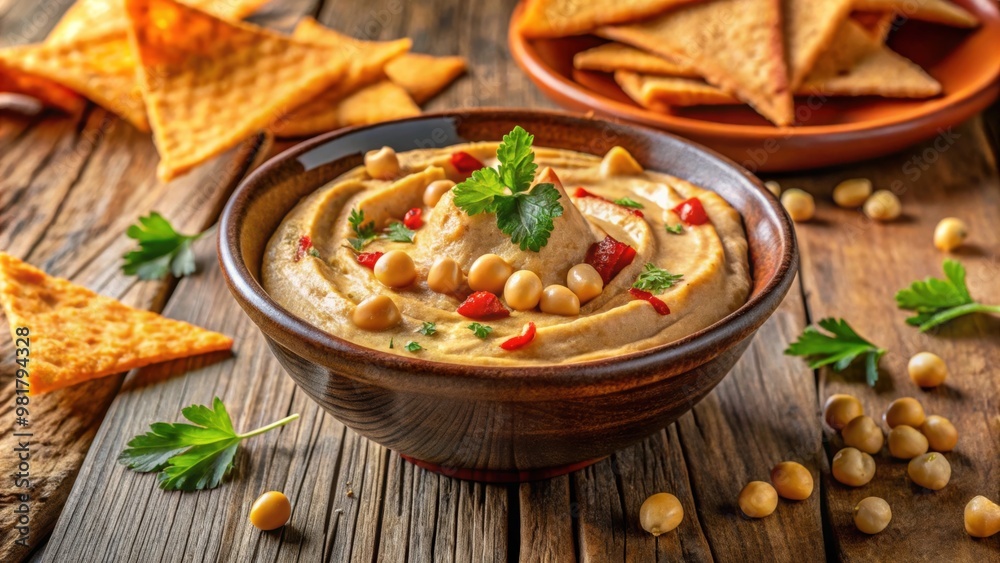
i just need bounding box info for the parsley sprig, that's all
[417,322,437,336]
[785,318,886,386]
[452,126,564,251]
[405,341,423,352]
[119,398,299,491]
[348,209,377,251]
[468,323,493,339]
[385,222,416,243]
[895,259,1000,331]
[614,197,644,209]
[665,224,683,235]
[122,212,204,280]
[633,263,683,293]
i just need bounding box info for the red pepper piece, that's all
[584,235,637,285]
[457,291,511,320]
[500,322,536,351]
[629,288,671,315]
[294,235,313,262]
[574,187,643,217]
[403,207,423,230]
[672,197,708,225]
[450,151,485,176]
[356,251,384,270]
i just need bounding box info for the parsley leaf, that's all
[452,126,564,251]
[895,259,1000,331]
[405,341,423,352]
[785,318,886,386]
[468,323,493,338]
[417,322,437,336]
[385,222,415,243]
[666,224,684,235]
[613,197,644,209]
[633,263,683,293]
[122,212,204,280]
[119,397,299,491]
[348,208,377,250]
[389,338,394,349]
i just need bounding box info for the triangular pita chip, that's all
[0,253,232,395]
[615,71,736,107]
[574,42,698,77]
[854,0,978,28]
[600,0,794,125]
[0,32,149,130]
[335,80,421,128]
[384,53,467,104]
[0,60,86,114]
[519,0,702,38]
[784,0,854,88]
[124,0,348,180]
[270,17,411,138]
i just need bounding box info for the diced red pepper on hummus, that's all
[457,291,511,320]
[403,207,423,230]
[450,151,485,177]
[672,197,708,226]
[584,235,637,285]
[294,235,313,262]
[628,288,671,315]
[573,187,643,217]
[500,322,536,350]
[355,251,384,269]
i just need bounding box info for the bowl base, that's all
[399,454,606,483]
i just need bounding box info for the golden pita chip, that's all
[336,80,421,127]
[519,0,701,38]
[385,53,467,104]
[573,43,698,77]
[270,17,411,138]
[784,0,854,89]
[601,0,794,126]
[616,71,735,107]
[124,0,347,180]
[0,32,149,130]
[854,0,978,28]
[0,253,232,395]
[0,60,86,114]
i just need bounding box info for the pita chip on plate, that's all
[615,71,736,107]
[519,0,703,39]
[0,253,232,395]
[574,42,699,77]
[384,53,467,104]
[600,0,794,126]
[124,0,347,180]
[784,0,855,89]
[854,0,979,28]
[335,80,421,128]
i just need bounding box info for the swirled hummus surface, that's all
[262,142,750,365]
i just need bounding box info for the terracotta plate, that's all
[508,0,1000,172]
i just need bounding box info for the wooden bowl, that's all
[218,109,798,482]
[508,0,1000,172]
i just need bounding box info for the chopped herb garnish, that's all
[632,263,683,293]
[613,197,644,209]
[389,338,394,349]
[467,323,493,339]
[405,341,423,352]
[785,318,886,386]
[452,126,564,251]
[417,322,437,336]
[118,397,299,491]
[895,259,1000,331]
[122,212,204,280]
[308,248,320,257]
[384,221,416,243]
[665,224,684,235]
[348,208,377,250]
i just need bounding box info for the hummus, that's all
[262,141,750,365]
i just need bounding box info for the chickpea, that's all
[738,481,778,518]
[567,263,603,303]
[853,497,891,534]
[427,257,464,294]
[250,491,291,531]
[841,415,884,455]
[823,394,863,431]
[933,217,968,252]
[504,270,543,311]
[920,415,958,452]
[351,295,402,331]
[764,180,781,197]
[770,461,813,500]
[781,188,815,222]
[831,447,876,487]
[374,250,417,288]
[832,178,873,208]
[639,493,684,536]
[887,425,929,459]
[907,452,951,490]
[599,146,644,177]
[423,179,456,207]
[907,352,948,388]
[863,190,901,221]
[884,397,926,429]
[964,496,1000,538]
[468,254,513,294]
[540,285,581,316]
[364,146,399,179]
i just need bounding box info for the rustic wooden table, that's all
[1,1,998,561]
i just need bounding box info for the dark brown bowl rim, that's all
[218,108,798,392]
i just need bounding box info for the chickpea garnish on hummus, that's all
[262,127,750,365]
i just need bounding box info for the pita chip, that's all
[384,53,467,104]
[615,71,736,107]
[335,80,421,128]
[0,253,232,395]
[601,0,794,126]
[574,43,698,77]
[124,0,347,180]
[0,60,86,114]
[854,0,979,28]
[519,0,703,38]
[784,0,854,89]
